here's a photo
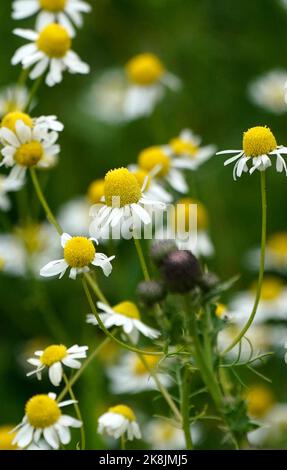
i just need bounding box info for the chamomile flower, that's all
[0,175,23,211]
[98,405,141,441]
[168,129,216,170]
[248,70,287,115]
[130,167,173,203]
[12,23,89,87]
[123,53,181,119]
[0,425,18,450]
[230,276,287,324]
[158,198,214,257]
[108,353,171,394]
[0,85,28,117]
[246,232,287,275]
[248,403,287,447]
[0,116,60,181]
[40,232,115,280]
[0,234,26,277]
[144,419,201,450]
[12,0,91,38]
[27,344,88,386]
[87,301,160,343]
[58,196,90,236]
[12,392,82,449]
[90,167,165,233]
[217,126,287,179]
[137,146,188,193]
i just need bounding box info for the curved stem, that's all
[29,168,63,235]
[222,172,267,355]
[24,75,43,112]
[181,366,193,449]
[82,276,163,356]
[84,273,109,304]
[57,336,111,402]
[63,373,85,450]
[133,237,150,281]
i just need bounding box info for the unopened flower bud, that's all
[161,250,202,293]
[136,280,167,305]
[150,240,177,267]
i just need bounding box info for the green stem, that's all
[133,237,150,281]
[63,373,85,450]
[120,434,126,450]
[82,276,163,356]
[222,171,267,355]
[24,75,43,112]
[84,272,108,304]
[181,366,193,450]
[29,168,63,235]
[57,336,111,402]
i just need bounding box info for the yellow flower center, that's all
[109,405,136,422]
[16,224,45,254]
[87,179,105,204]
[251,276,284,301]
[246,386,274,418]
[0,257,5,271]
[37,24,71,58]
[126,53,165,86]
[14,141,43,167]
[64,236,95,268]
[104,168,142,207]
[1,111,33,132]
[138,146,171,177]
[174,198,208,231]
[242,126,277,157]
[267,233,287,257]
[133,354,159,375]
[170,138,198,158]
[40,0,67,12]
[215,303,226,318]
[25,395,61,428]
[113,301,141,319]
[156,423,175,442]
[132,169,151,190]
[40,344,67,366]
[0,426,17,450]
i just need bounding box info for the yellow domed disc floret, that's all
[267,232,287,257]
[215,303,226,318]
[1,111,33,132]
[37,24,71,58]
[175,198,208,231]
[246,386,274,418]
[87,179,105,204]
[40,344,67,367]
[0,426,18,450]
[109,405,136,422]
[126,53,165,86]
[169,138,198,158]
[138,146,170,177]
[251,276,284,301]
[40,0,67,12]
[25,395,61,428]
[64,236,95,268]
[133,354,159,375]
[113,301,141,319]
[104,168,142,207]
[243,126,277,157]
[14,141,43,167]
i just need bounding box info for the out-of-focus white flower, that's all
[12,0,91,38]
[248,404,287,447]
[12,24,89,87]
[144,419,201,450]
[98,405,141,441]
[230,276,287,324]
[27,344,88,386]
[156,198,214,257]
[168,129,216,170]
[217,126,287,179]
[245,232,287,275]
[107,353,171,394]
[0,233,26,276]
[248,70,287,114]
[12,392,82,449]
[0,175,23,211]
[58,196,90,237]
[123,53,181,120]
[87,301,160,343]
[0,85,29,117]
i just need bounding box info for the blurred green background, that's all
[1,0,287,450]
